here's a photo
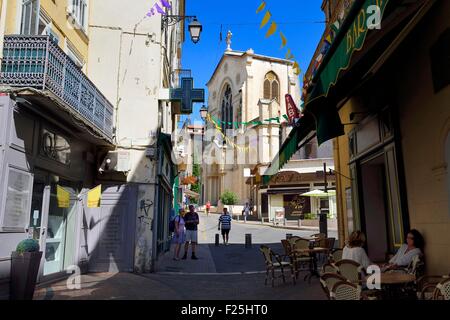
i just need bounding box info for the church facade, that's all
[202,46,302,212]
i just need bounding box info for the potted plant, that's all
[220,190,238,216]
[10,238,42,300]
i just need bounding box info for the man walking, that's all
[206,200,211,216]
[218,208,232,245]
[183,205,199,260]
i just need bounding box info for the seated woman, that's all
[383,229,424,271]
[342,230,372,270]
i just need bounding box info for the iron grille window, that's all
[20,0,40,35]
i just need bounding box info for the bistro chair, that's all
[287,236,301,246]
[260,245,296,287]
[321,262,338,275]
[317,237,336,263]
[416,275,450,300]
[328,248,343,263]
[320,273,347,299]
[432,278,450,300]
[330,281,362,300]
[291,238,314,279]
[334,259,364,284]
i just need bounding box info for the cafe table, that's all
[293,247,329,282]
[371,273,416,300]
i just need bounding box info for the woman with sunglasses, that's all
[382,229,424,272]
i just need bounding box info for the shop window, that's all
[40,129,71,165]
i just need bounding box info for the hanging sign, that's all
[56,185,70,208]
[87,185,102,208]
[285,94,301,126]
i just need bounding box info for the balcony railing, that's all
[0,35,113,139]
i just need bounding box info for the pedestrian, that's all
[206,200,211,216]
[182,204,199,260]
[243,202,251,223]
[172,208,186,261]
[218,207,232,245]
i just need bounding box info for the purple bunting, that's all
[160,0,172,9]
[153,3,166,15]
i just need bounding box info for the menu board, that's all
[2,168,32,230]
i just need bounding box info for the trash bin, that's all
[319,209,329,237]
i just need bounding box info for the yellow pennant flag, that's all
[285,49,291,60]
[265,21,277,38]
[280,32,287,49]
[57,185,70,208]
[256,1,266,14]
[260,11,271,29]
[293,61,301,75]
[87,185,102,208]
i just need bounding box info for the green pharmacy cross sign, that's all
[170,78,205,114]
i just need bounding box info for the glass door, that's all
[43,175,78,275]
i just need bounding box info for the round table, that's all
[293,247,329,281]
[378,273,416,300]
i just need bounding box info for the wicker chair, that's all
[334,259,364,284]
[329,248,343,263]
[321,262,338,275]
[260,245,296,287]
[433,278,450,300]
[292,238,314,280]
[416,275,450,300]
[287,236,301,247]
[330,281,362,300]
[320,273,347,299]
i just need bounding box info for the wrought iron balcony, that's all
[0,35,114,140]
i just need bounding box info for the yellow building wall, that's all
[394,1,450,275]
[3,0,88,64]
[334,1,450,274]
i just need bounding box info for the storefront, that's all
[0,94,114,297]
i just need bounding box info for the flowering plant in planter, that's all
[15,239,40,254]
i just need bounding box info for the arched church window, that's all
[263,71,280,101]
[221,84,233,133]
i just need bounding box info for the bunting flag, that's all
[160,0,172,9]
[260,11,271,29]
[280,32,287,49]
[293,61,301,75]
[154,2,165,14]
[56,185,70,208]
[87,185,102,208]
[256,1,266,14]
[265,22,277,38]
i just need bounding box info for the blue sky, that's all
[181,0,325,124]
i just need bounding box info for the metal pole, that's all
[324,162,328,193]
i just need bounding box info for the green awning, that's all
[262,115,315,185]
[305,0,390,106]
[262,0,392,184]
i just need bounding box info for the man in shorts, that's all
[182,205,199,260]
[218,207,232,245]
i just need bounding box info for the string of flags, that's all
[256,1,301,76]
[206,113,251,152]
[146,0,172,17]
[209,114,290,127]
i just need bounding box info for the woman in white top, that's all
[342,230,372,270]
[383,229,424,271]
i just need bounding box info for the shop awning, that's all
[262,0,395,185]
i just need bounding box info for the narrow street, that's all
[34,212,331,300]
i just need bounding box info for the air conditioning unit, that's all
[99,151,131,173]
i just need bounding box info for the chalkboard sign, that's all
[2,168,32,231]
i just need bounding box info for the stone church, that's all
[202,35,302,211]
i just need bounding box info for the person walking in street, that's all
[183,204,200,260]
[172,209,186,261]
[243,202,251,223]
[218,207,232,245]
[206,201,211,216]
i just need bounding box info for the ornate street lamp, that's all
[199,105,208,120]
[162,15,202,44]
